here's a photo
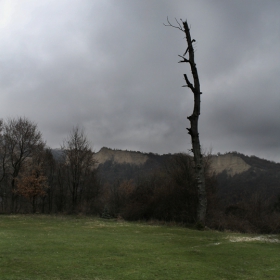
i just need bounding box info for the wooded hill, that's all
[49,147,280,232]
[94,147,280,205]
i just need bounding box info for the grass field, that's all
[0,215,280,280]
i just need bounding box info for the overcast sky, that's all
[0,0,280,162]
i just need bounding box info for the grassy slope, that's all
[0,215,279,280]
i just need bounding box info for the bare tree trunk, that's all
[166,18,207,226]
[182,21,207,226]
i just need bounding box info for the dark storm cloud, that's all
[0,0,279,161]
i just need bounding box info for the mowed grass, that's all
[0,215,280,280]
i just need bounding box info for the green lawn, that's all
[0,215,279,280]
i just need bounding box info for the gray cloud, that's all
[0,0,280,162]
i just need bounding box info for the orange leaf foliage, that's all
[15,169,48,199]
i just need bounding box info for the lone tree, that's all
[165,18,207,226]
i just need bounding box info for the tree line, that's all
[0,117,99,214]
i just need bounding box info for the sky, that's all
[0,0,280,162]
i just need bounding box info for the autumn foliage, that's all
[15,169,48,213]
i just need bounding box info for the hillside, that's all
[94,147,280,204]
[94,147,149,166]
[94,147,254,176]
[52,147,280,204]
[48,147,280,231]
[215,152,280,204]
[94,147,171,184]
[210,153,250,176]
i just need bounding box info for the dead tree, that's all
[165,18,207,226]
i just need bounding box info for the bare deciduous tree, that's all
[0,119,7,184]
[165,18,207,226]
[62,126,97,212]
[41,148,57,213]
[3,117,45,212]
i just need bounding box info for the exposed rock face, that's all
[94,147,148,166]
[210,154,250,176]
[94,147,251,176]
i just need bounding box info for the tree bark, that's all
[181,20,207,225]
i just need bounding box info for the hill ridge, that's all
[94,147,255,175]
